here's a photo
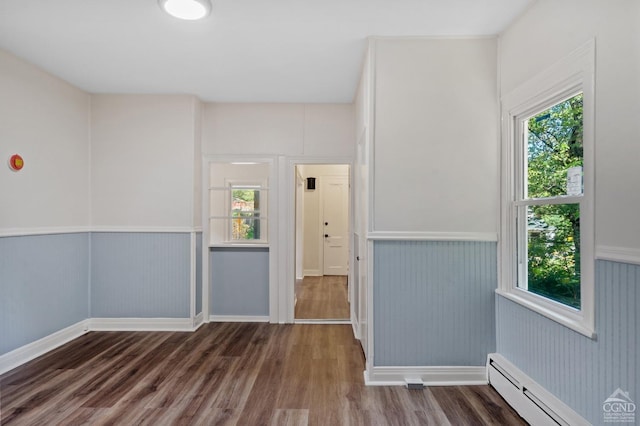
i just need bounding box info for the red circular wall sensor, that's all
[9,154,24,171]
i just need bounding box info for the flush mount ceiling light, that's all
[159,0,212,20]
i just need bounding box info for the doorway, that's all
[294,164,350,321]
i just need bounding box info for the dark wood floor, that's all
[295,276,350,320]
[0,323,526,425]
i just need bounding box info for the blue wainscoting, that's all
[90,232,190,318]
[0,233,89,355]
[210,247,269,317]
[196,232,203,315]
[373,240,496,366]
[496,259,639,425]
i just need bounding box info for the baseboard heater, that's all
[487,354,589,426]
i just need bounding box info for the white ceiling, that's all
[0,0,532,103]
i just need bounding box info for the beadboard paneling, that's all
[373,240,496,366]
[210,247,269,317]
[496,260,639,425]
[0,233,89,355]
[90,233,190,318]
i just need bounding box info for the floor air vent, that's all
[404,378,425,390]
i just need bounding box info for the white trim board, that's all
[294,319,351,325]
[90,227,197,233]
[364,366,487,386]
[209,315,270,323]
[0,227,91,238]
[352,314,361,341]
[193,312,205,330]
[89,318,195,332]
[0,320,90,375]
[303,269,322,277]
[0,227,201,238]
[368,231,498,242]
[596,245,640,266]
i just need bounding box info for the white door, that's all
[322,176,349,275]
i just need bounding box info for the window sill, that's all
[495,288,596,339]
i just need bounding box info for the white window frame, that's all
[498,40,596,338]
[227,180,268,243]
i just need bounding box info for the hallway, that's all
[295,276,350,320]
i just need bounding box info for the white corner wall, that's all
[0,49,90,231]
[372,38,498,235]
[193,98,204,229]
[90,94,198,229]
[500,0,640,254]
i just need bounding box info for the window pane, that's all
[523,203,580,309]
[231,214,261,240]
[526,93,583,199]
[232,189,261,240]
[232,189,259,212]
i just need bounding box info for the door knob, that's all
[325,234,329,238]
[325,222,328,226]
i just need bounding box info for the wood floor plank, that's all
[191,407,240,426]
[81,332,179,408]
[295,276,350,319]
[269,409,309,426]
[0,323,527,426]
[459,385,528,425]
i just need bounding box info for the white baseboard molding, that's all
[364,365,487,386]
[303,269,322,277]
[89,317,195,332]
[352,316,361,340]
[0,320,90,375]
[488,353,589,426]
[209,315,270,323]
[193,312,205,330]
[294,319,351,325]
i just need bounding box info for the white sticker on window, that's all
[566,166,583,196]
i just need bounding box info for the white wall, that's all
[372,38,499,235]
[499,0,640,252]
[202,103,354,157]
[299,164,349,275]
[90,94,199,229]
[355,49,371,142]
[193,99,204,229]
[0,49,90,231]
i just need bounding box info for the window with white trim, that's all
[208,162,270,245]
[499,41,595,337]
[230,184,263,241]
